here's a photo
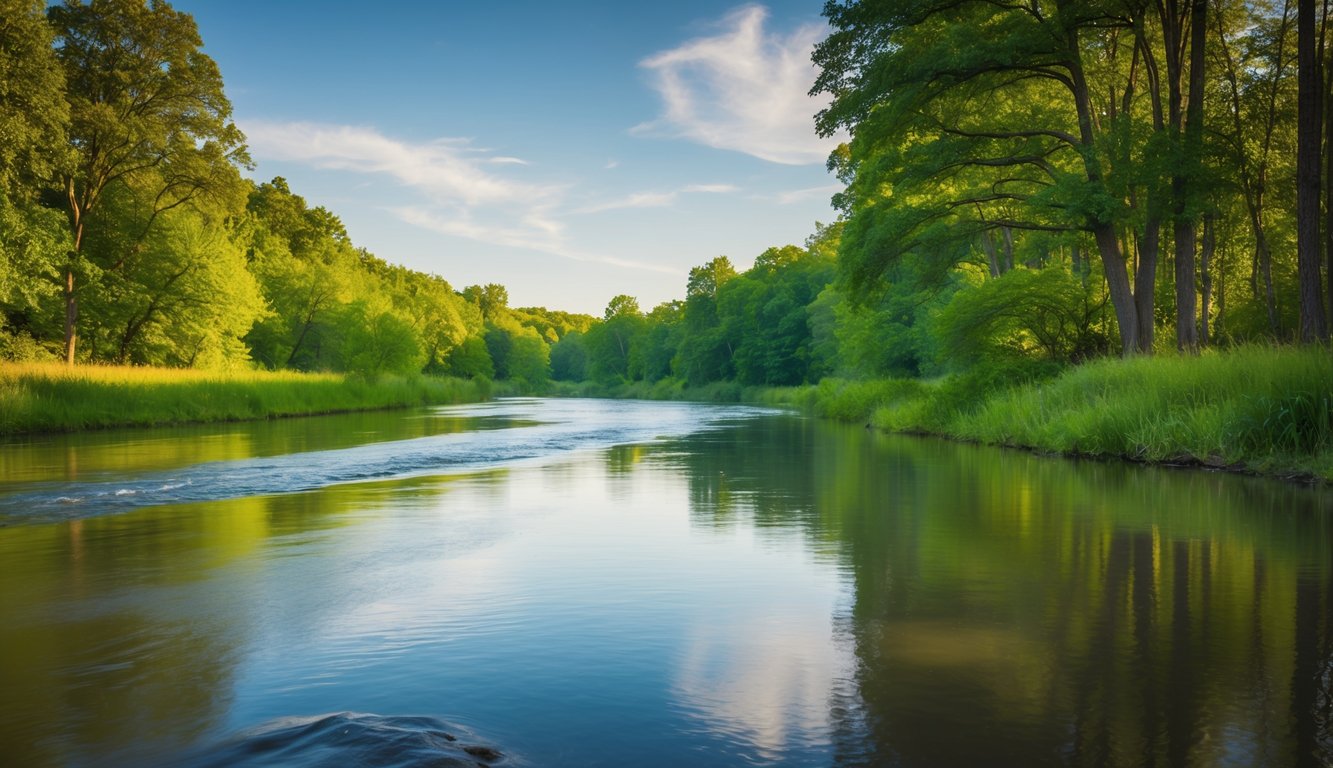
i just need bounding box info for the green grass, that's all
[769,346,1333,483]
[0,362,490,435]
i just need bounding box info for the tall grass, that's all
[775,346,1331,482]
[948,346,1333,476]
[0,363,489,435]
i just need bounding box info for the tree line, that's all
[812,0,1333,358]
[3,0,1328,394]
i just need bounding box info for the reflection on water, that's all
[0,400,1329,767]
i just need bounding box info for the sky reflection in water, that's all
[0,399,1329,767]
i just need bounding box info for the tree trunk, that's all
[1298,0,1329,341]
[1097,224,1141,356]
[63,268,77,364]
[1173,0,1207,354]
[1217,225,1227,339]
[1070,34,1146,355]
[981,229,1001,278]
[1326,15,1333,330]
[1001,226,1015,272]
[1200,215,1215,346]
[1174,220,1199,352]
[1135,221,1160,353]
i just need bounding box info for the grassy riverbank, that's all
[0,363,489,435]
[759,345,1333,483]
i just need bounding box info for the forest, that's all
[2,0,1331,401]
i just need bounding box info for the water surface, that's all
[0,398,1329,766]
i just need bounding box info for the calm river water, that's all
[0,398,1330,767]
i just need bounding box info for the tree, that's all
[1212,0,1297,338]
[0,0,68,196]
[677,257,737,385]
[934,268,1107,366]
[445,335,494,380]
[1296,0,1328,341]
[585,295,644,383]
[49,0,248,363]
[549,330,588,381]
[338,303,425,376]
[77,191,263,366]
[812,0,1193,356]
[0,0,72,359]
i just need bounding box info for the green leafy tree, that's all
[585,295,644,383]
[549,330,588,381]
[244,179,358,370]
[813,0,1209,356]
[631,301,682,383]
[79,197,263,367]
[934,268,1109,368]
[49,0,249,363]
[0,0,69,196]
[0,0,71,358]
[337,302,426,376]
[445,335,494,380]
[677,257,737,385]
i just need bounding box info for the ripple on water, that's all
[181,712,510,767]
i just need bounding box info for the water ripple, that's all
[0,399,780,525]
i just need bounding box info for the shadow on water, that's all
[179,712,510,768]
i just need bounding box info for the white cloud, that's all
[775,184,842,205]
[575,183,740,214]
[242,120,586,264]
[242,120,555,206]
[636,5,843,165]
[577,191,678,214]
[682,183,739,194]
[394,206,679,276]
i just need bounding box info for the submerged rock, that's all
[181,712,510,767]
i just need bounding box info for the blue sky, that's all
[175,1,843,315]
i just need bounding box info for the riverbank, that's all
[758,345,1333,484]
[547,346,1333,483]
[0,363,489,435]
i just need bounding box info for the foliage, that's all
[933,268,1109,368]
[0,0,68,196]
[549,331,588,381]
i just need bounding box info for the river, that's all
[0,398,1329,766]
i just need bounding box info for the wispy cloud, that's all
[575,182,740,214]
[393,206,679,275]
[775,184,842,205]
[635,5,843,165]
[243,120,608,265]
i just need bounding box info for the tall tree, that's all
[1296,0,1329,340]
[0,0,71,357]
[48,0,248,363]
[1213,0,1296,338]
[0,0,68,196]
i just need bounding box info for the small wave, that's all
[0,400,783,524]
[181,712,509,767]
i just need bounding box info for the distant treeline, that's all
[2,0,1330,398]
